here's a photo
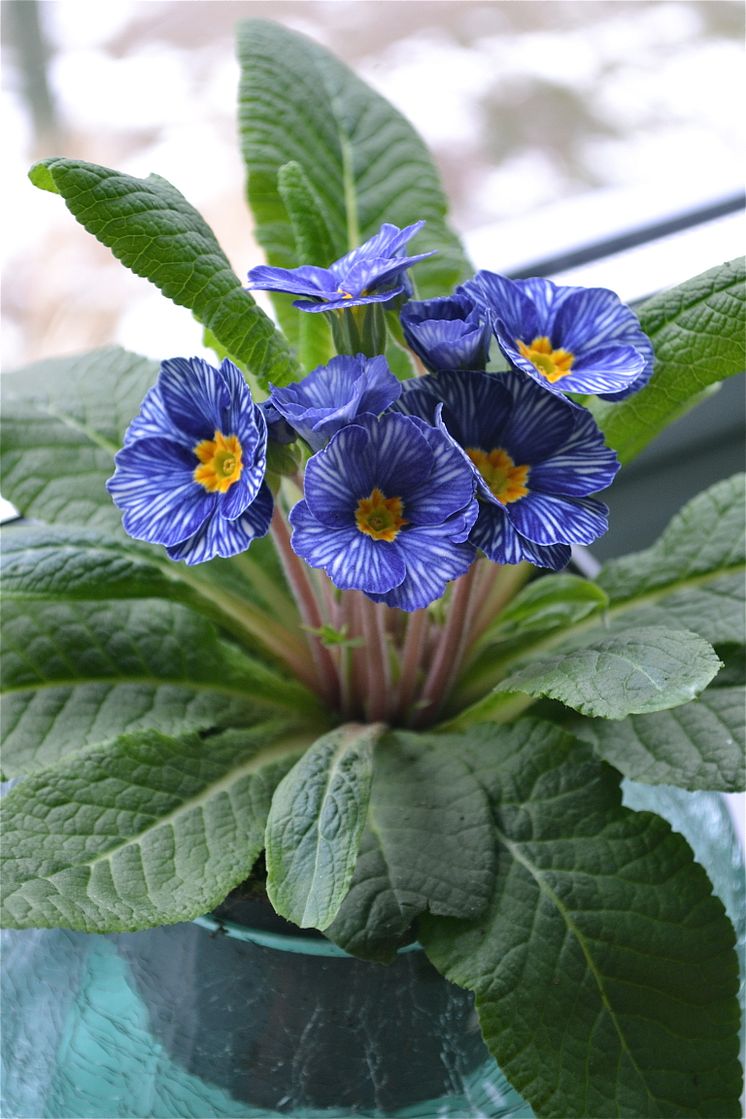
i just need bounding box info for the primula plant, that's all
[1,19,745,1118]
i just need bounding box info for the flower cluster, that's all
[109,221,653,607]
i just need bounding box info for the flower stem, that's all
[270,507,340,707]
[360,593,391,723]
[395,608,429,722]
[414,562,479,726]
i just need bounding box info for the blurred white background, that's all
[2,0,744,369]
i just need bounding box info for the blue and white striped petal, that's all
[108,437,215,546]
[167,484,273,565]
[470,504,571,570]
[508,492,609,546]
[369,521,476,611]
[289,500,406,594]
[528,409,619,497]
[400,412,477,526]
[159,357,229,442]
[498,371,576,462]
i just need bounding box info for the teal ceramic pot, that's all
[1,785,743,1118]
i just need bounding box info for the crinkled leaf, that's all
[597,473,746,646]
[0,347,157,531]
[265,723,383,929]
[276,161,337,371]
[420,719,742,1118]
[493,626,720,719]
[1,597,321,777]
[590,260,746,463]
[237,18,470,352]
[326,730,496,963]
[29,159,298,388]
[0,725,308,932]
[576,686,745,791]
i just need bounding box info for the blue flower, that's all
[108,357,272,565]
[400,293,491,372]
[461,271,654,400]
[290,412,478,610]
[390,369,619,570]
[246,222,435,312]
[269,354,401,452]
[259,399,296,445]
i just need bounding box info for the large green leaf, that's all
[597,473,746,646]
[326,730,496,962]
[265,723,382,929]
[237,18,470,351]
[1,597,321,777]
[576,686,746,791]
[0,725,308,932]
[590,260,745,463]
[420,720,742,1118]
[470,626,721,723]
[29,159,298,388]
[454,476,744,720]
[1,348,157,531]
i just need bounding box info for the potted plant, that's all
[1,19,744,1118]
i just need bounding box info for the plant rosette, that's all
[2,18,745,1119]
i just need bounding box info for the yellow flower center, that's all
[466,447,530,504]
[517,335,574,383]
[355,487,408,542]
[193,430,244,494]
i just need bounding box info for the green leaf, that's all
[493,626,721,719]
[1,347,157,530]
[590,260,746,463]
[487,574,608,639]
[420,719,742,1118]
[237,18,470,352]
[276,160,337,370]
[29,159,298,388]
[597,473,746,646]
[1,597,321,777]
[265,723,383,930]
[453,477,744,720]
[1,724,309,931]
[576,686,746,791]
[326,730,496,962]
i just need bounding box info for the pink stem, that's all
[270,507,339,707]
[414,563,479,726]
[395,609,429,722]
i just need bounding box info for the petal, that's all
[529,409,619,497]
[167,484,273,565]
[508,492,609,545]
[460,271,541,338]
[561,343,646,394]
[404,413,478,524]
[303,424,372,525]
[245,264,336,299]
[293,288,404,312]
[108,437,216,546]
[159,357,228,442]
[369,522,476,611]
[289,500,405,594]
[123,382,181,447]
[498,371,576,462]
[333,221,426,274]
[470,504,529,565]
[551,286,643,354]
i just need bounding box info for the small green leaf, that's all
[326,731,496,962]
[576,686,746,791]
[265,723,384,929]
[488,574,608,638]
[237,18,471,354]
[420,719,742,1118]
[1,725,308,931]
[494,626,721,719]
[29,159,298,388]
[590,260,746,463]
[1,597,320,777]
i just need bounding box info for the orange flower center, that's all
[193,430,244,494]
[355,487,408,542]
[466,447,530,504]
[517,335,575,383]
